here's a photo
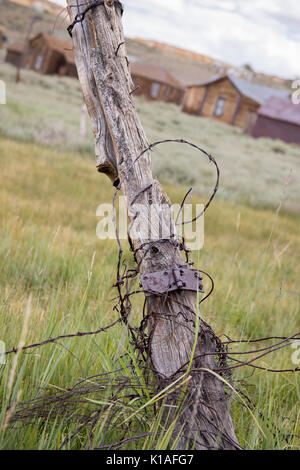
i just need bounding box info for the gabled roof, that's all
[230,75,290,105]
[30,33,75,65]
[130,63,184,90]
[189,74,290,105]
[258,96,300,126]
[7,42,24,53]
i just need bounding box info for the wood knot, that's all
[106,72,114,82]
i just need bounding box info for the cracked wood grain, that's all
[66,0,240,449]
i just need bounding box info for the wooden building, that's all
[182,74,289,130]
[0,30,7,49]
[130,63,184,105]
[5,34,77,78]
[252,97,300,145]
[5,42,24,67]
[23,33,77,78]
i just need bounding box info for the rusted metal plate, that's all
[141,268,204,296]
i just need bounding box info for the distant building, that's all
[182,74,289,131]
[5,42,24,67]
[0,30,7,48]
[252,97,300,145]
[130,63,184,105]
[5,33,77,78]
[23,33,77,78]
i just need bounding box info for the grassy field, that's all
[0,137,299,449]
[1,59,299,214]
[0,53,299,449]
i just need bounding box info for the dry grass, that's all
[0,137,299,449]
[0,34,299,448]
[0,58,299,213]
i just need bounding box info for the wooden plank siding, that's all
[0,30,6,49]
[132,75,184,105]
[182,86,206,114]
[24,37,63,74]
[252,96,300,145]
[5,42,24,67]
[21,34,77,78]
[182,77,259,128]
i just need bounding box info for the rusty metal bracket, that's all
[141,268,204,296]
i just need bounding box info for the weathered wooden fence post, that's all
[67,0,240,449]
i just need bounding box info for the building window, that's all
[214,97,225,116]
[151,82,160,98]
[35,54,43,70]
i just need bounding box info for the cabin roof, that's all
[30,33,75,64]
[130,63,184,90]
[258,96,300,126]
[188,74,290,105]
[7,42,24,53]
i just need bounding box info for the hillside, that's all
[0,0,67,43]
[130,38,292,90]
[0,59,299,214]
[0,1,299,451]
[1,0,216,84]
[9,0,62,16]
[0,135,299,449]
[1,0,292,89]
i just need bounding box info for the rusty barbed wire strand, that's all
[3,318,122,356]
[221,334,300,344]
[171,332,300,377]
[4,136,298,390]
[2,33,299,442]
[1,1,297,449]
[67,0,123,37]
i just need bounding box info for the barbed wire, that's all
[3,2,299,448]
[3,318,122,356]
[67,0,123,37]
[3,130,298,448]
[4,135,299,374]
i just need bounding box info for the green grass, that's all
[0,138,299,449]
[1,58,299,213]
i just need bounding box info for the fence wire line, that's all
[3,1,299,448]
[67,0,123,37]
[3,137,299,374]
[3,137,299,450]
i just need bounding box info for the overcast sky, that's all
[62,0,300,78]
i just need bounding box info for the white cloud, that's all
[58,0,300,78]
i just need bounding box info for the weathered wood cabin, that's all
[252,97,300,145]
[130,63,184,105]
[5,34,77,78]
[0,30,7,48]
[182,74,289,130]
[23,33,77,78]
[5,42,24,67]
